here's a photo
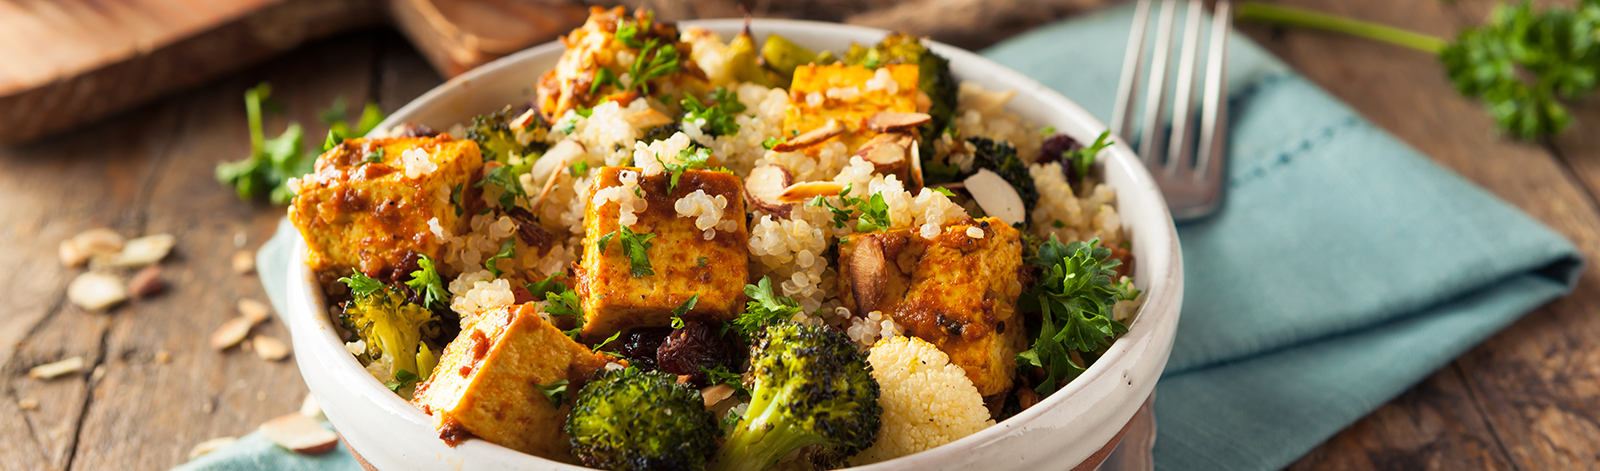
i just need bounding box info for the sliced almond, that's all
[127,265,165,298]
[68,272,128,311]
[865,112,931,133]
[624,108,675,129]
[188,436,238,461]
[964,169,1027,226]
[510,108,539,130]
[701,384,735,408]
[238,298,272,324]
[109,233,175,268]
[28,356,85,380]
[909,141,925,190]
[210,317,255,350]
[74,228,127,256]
[254,336,290,361]
[855,132,912,176]
[17,398,38,410]
[301,394,325,421]
[260,412,339,455]
[777,181,846,203]
[530,140,588,214]
[771,119,844,152]
[744,164,795,218]
[963,87,1017,115]
[232,251,256,274]
[850,236,888,314]
[59,240,88,267]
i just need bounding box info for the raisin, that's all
[657,321,737,387]
[1037,134,1085,182]
[619,327,673,371]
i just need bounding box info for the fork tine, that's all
[1137,0,1180,167]
[1195,0,1231,182]
[1111,0,1154,142]
[1165,0,1206,177]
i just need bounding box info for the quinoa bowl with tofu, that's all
[280,8,1182,471]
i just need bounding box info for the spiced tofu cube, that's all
[412,303,610,460]
[290,136,482,278]
[838,218,1026,396]
[576,167,748,341]
[784,63,921,153]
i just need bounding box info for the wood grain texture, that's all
[2,0,1600,469]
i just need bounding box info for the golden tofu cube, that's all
[784,63,921,153]
[838,218,1026,396]
[535,6,711,122]
[290,136,482,278]
[412,303,610,460]
[576,167,748,341]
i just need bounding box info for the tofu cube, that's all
[412,303,609,460]
[290,136,482,278]
[784,63,921,154]
[838,218,1026,396]
[576,167,748,341]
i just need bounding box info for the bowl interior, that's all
[289,18,1183,471]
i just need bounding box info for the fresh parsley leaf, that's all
[450,183,465,217]
[363,148,385,164]
[855,193,891,233]
[545,289,583,319]
[672,294,699,320]
[406,255,449,309]
[1017,237,1135,395]
[526,274,569,299]
[570,159,590,177]
[1062,131,1112,184]
[681,88,747,137]
[628,38,682,95]
[697,256,708,267]
[701,364,749,397]
[931,186,956,197]
[338,272,386,299]
[576,106,594,118]
[762,137,785,150]
[485,238,516,277]
[657,147,713,193]
[473,164,529,210]
[593,331,622,354]
[535,379,570,406]
[1039,126,1056,136]
[591,67,621,95]
[385,369,420,392]
[216,82,323,205]
[733,276,803,335]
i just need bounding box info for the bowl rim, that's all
[286,17,1184,470]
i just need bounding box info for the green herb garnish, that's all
[406,255,448,310]
[682,88,747,137]
[485,238,516,277]
[598,226,657,277]
[536,379,570,406]
[732,276,803,335]
[1016,237,1138,395]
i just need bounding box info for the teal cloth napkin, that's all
[181,4,1582,470]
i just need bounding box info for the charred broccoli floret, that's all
[465,105,549,164]
[708,322,881,471]
[337,273,440,394]
[844,33,958,159]
[566,367,722,471]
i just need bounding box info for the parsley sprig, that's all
[598,226,657,277]
[658,147,713,193]
[1236,1,1600,140]
[485,239,516,277]
[682,88,748,137]
[732,276,804,336]
[806,183,892,232]
[528,275,587,340]
[1016,237,1138,395]
[406,255,448,310]
[216,84,385,204]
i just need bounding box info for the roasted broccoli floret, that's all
[566,367,722,471]
[465,105,548,164]
[337,273,440,394]
[708,322,881,471]
[844,33,958,159]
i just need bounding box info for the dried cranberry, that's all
[1037,134,1086,182]
[392,122,439,138]
[657,321,737,387]
[620,327,673,371]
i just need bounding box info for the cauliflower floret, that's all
[851,336,994,464]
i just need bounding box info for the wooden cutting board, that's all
[0,0,592,145]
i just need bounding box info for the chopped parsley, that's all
[931,186,956,197]
[732,276,803,335]
[337,272,385,299]
[536,379,570,406]
[406,255,448,310]
[1062,131,1113,186]
[761,137,785,150]
[449,183,465,217]
[671,294,700,322]
[702,364,749,397]
[598,226,657,277]
[696,256,708,267]
[570,159,590,177]
[473,164,530,211]
[363,148,385,164]
[485,238,516,277]
[657,147,713,193]
[1016,237,1139,394]
[591,68,620,95]
[804,183,891,232]
[592,331,622,354]
[529,276,585,340]
[627,38,681,95]
[681,88,747,137]
[385,369,419,392]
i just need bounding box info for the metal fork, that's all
[1111,0,1232,221]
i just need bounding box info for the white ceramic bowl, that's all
[283,19,1183,471]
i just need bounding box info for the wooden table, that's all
[2,1,1596,469]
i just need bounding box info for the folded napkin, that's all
[186,4,1581,470]
[983,5,1582,471]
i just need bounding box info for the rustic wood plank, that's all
[1240,0,1600,469]
[58,32,381,470]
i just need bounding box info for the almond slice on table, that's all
[963,168,1027,226]
[232,250,255,274]
[68,272,128,311]
[127,266,165,298]
[777,181,847,204]
[210,317,255,350]
[744,164,795,218]
[865,112,931,133]
[260,412,339,455]
[108,233,175,268]
[301,394,325,421]
[188,436,238,460]
[771,119,844,152]
[28,356,85,380]
[59,228,125,267]
[238,298,272,324]
[254,336,291,361]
